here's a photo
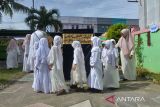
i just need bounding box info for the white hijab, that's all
[91,36,101,52]
[53,35,63,71]
[7,39,18,51]
[23,34,31,48]
[38,38,50,63]
[104,40,116,67]
[72,41,84,63]
[111,39,119,58]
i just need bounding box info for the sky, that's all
[0,0,139,29]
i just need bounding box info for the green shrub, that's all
[137,68,160,85]
[107,23,128,42]
[0,38,10,60]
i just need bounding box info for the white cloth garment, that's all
[116,29,136,80]
[32,42,39,89]
[88,36,103,90]
[6,39,20,69]
[110,39,120,81]
[70,41,87,87]
[34,38,51,94]
[103,40,119,88]
[48,35,68,93]
[23,34,31,72]
[28,30,47,71]
[18,44,24,64]
[101,47,107,66]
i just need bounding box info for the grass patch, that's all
[0,68,26,90]
[137,68,160,84]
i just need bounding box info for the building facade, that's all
[139,0,160,29]
[60,16,139,33]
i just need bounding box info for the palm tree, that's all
[0,0,29,21]
[25,6,62,32]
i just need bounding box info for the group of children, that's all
[27,34,123,95]
[6,25,136,95]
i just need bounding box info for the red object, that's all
[105,95,115,104]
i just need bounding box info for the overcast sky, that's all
[0,0,139,29]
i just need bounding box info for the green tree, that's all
[107,23,128,42]
[0,0,29,21]
[135,37,144,68]
[25,6,62,32]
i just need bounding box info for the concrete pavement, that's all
[0,73,160,107]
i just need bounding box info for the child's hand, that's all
[72,64,77,71]
[48,64,53,70]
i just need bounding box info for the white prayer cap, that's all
[91,36,101,47]
[53,35,62,46]
[72,41,81,48]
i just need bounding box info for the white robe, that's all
[101,47,107,66]
[23,41,30,72]
[70,48,87,87]
[88,47,103,90]
[48,46,68,93]
[28,30,47,71]
[120,50,136,80]
[34,48,51,94]
[18,45,24,64]
[103,49,120,88]
[32,42,39,89]
[6,47,20,69]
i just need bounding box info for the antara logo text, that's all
[105,95,145,104]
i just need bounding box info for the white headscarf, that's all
[7,39,18,51]
[91,36,101,47]
[54,35,62,47]
[104,40,116,67]
[72,41,81,49]
[72,40,84,63]
[110,39,116,47]
[53,35,63,71]
[91,36,101,52]
[23,34,31,48]
[38,38,50,64]
[111,39,119,58]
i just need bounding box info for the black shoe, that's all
[91,88,102,93]
[29,71,33,73]
[56,90,66,96]
[123,78,128,81]
[108,87,119,90]
[70,85,77,89]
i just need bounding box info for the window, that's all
[72,25,74,29]
[87,25,90,29]
[76,25,79,29]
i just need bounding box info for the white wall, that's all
[139,0,160,29]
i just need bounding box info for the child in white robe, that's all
[70,41,87,89]
[48,35,69,96]
[88,36,103,93]
[34,38,51,94]
[103,40,120,89]
[111,39,120,81]
[6,39,20,69]
[32,42,39,89]
[23,34,31,72]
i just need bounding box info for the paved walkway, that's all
[0,73,160,107]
